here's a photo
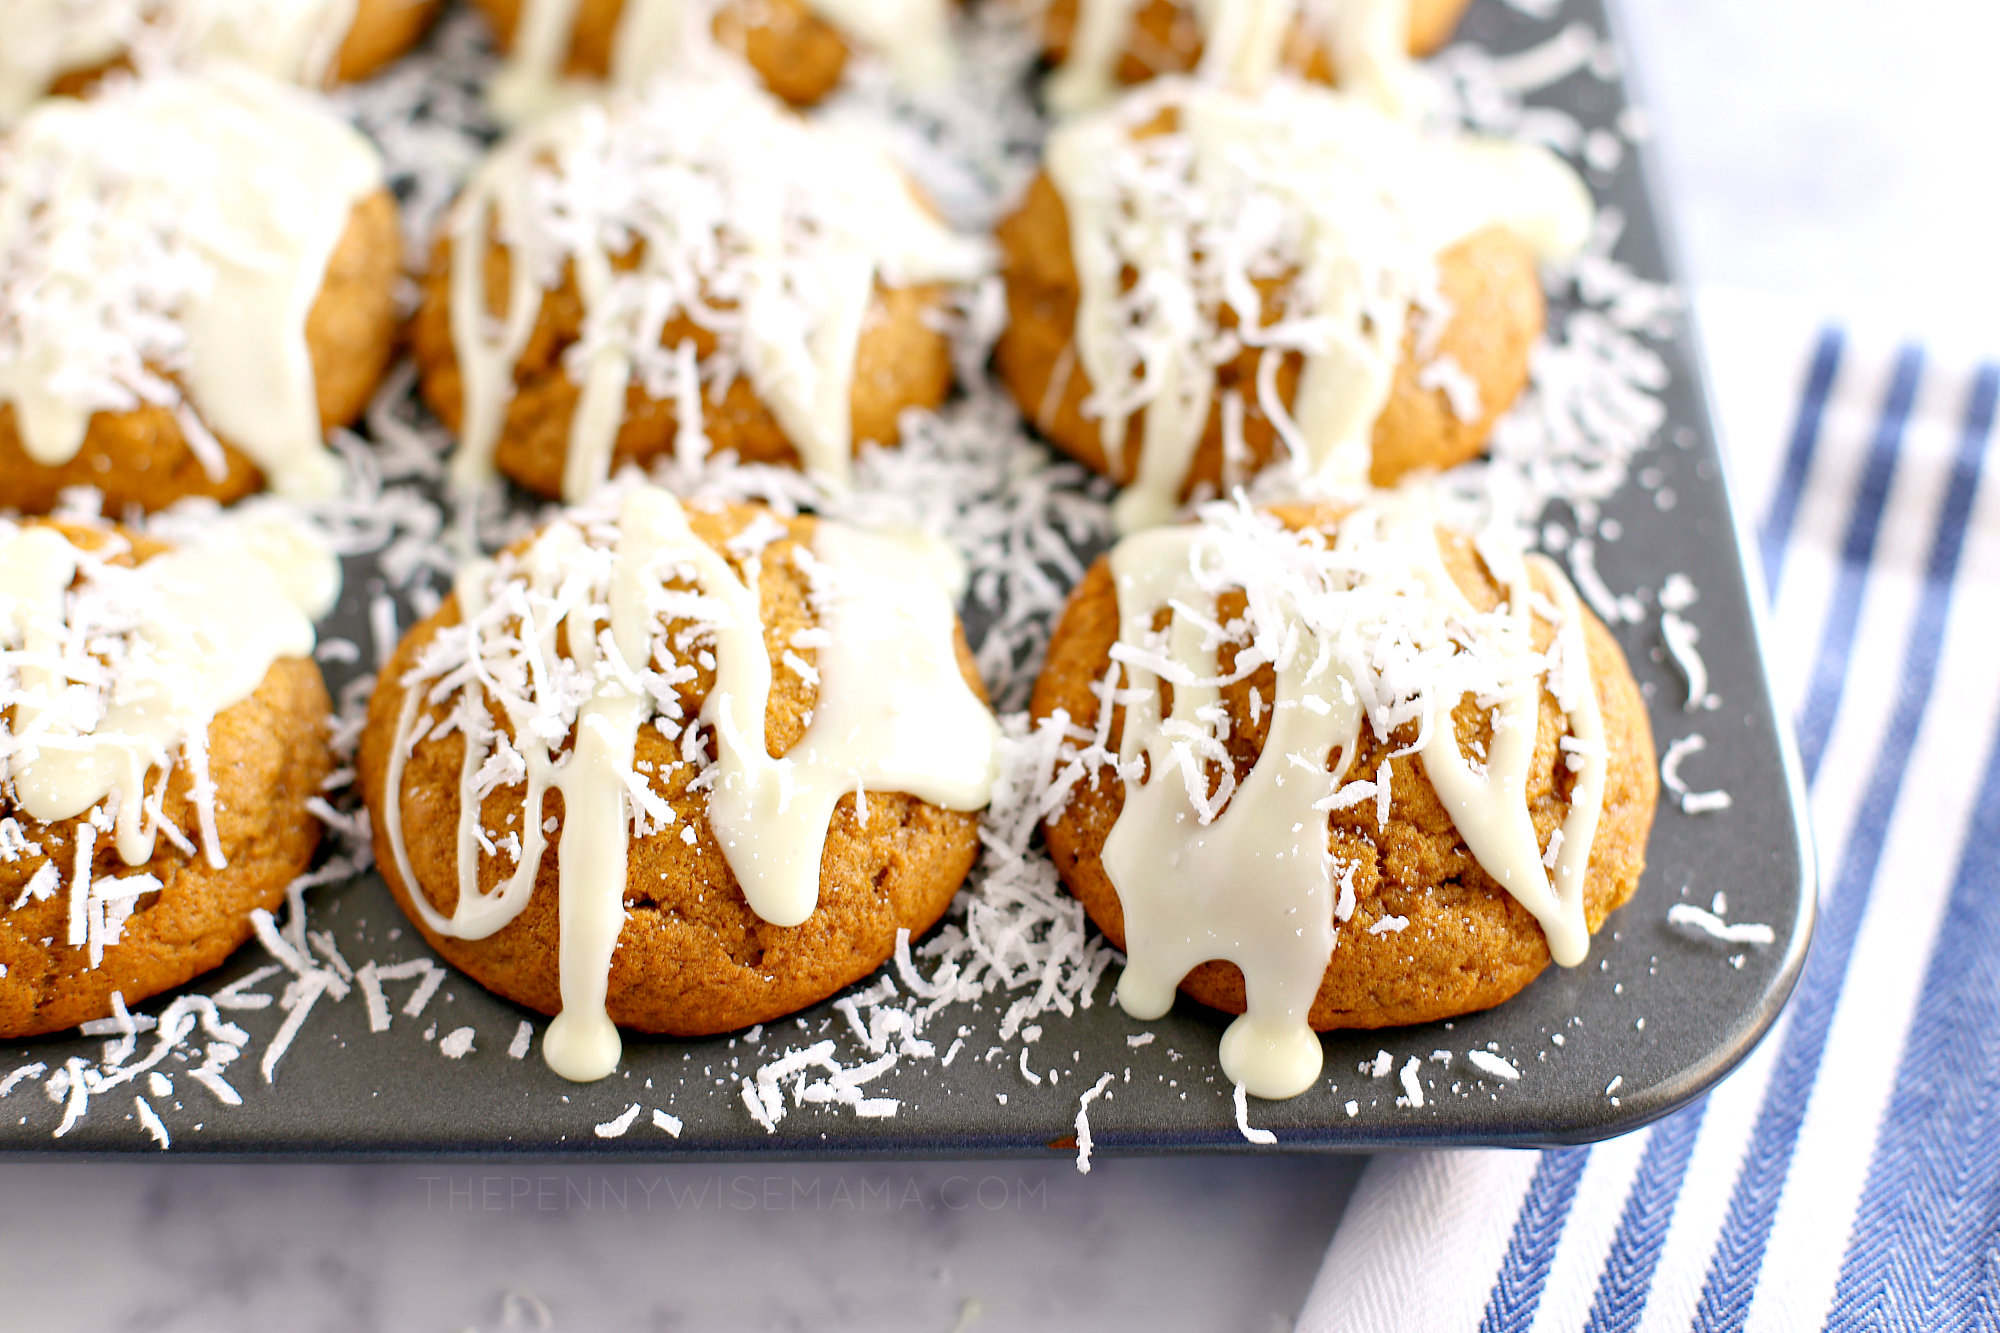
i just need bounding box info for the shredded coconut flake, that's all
[1661,733,1733,814]
[1233,1082,1277,1145]
[1073,1071,1115,1173]
[134,1095,170,1150]
[439,1027,476,1059]
[1,1064,48,1098]
[594,1103,642,1138]
[1660,610,1711,709]
[1398,1057,1426,1109]
[1667,904,1775,946]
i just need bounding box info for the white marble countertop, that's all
[0,1156,1362,1331]
[3,3,1987,1329]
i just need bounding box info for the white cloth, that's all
[1299,288,2000,1332]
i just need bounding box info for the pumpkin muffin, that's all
[358,485,1000,1078]
[0,68,400,514]
[1028,498,1656,1093]
[411,76,989,504]
[0,516,339,1038]
[995,78,1591,531]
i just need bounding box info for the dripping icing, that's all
[0,65,382,499]
[1042,78,1592,532]
[443,77,989,502]
[0,513,338,890]
[380,484,999,1081]
[1088,497,1604,1098]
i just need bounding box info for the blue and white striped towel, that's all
[1296,288,2000,1333]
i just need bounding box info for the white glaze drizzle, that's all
[705,520,1000,925]
[1101,524,1353,1099]
[0,65,382,498]
[443,77,989,501]
[380,484,999,1081]
[489,0,952,124]
[0,0,363,125]
[1088,496,1603,1097]
[1048,0,1421,115]
[1042,78,1592,532]
[0,514,337,897]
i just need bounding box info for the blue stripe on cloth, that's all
[1688,354,1988,1333]
[1822,677,2000,1331]
[1579,1102,1710,1333]
[1794,345,1926,783]
[1467,328,1871,1333]
[1477,1148,1593,1333]
[1760,328,1847,600]
[1817,362,2000,1333]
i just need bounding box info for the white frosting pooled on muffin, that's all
[488,0,953,122]
[1058,495,1604,1097]
[0,66,383,498]
[378,483,999,1081]
[1042,78,1592,532]
[0,512,338,964]
[0,0,365,125]
[1047,0,1423,115]
[443,75,991,502]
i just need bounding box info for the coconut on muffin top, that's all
[1030,493,1654,1096]
[0,66,386,505]
[1008,77,1592,532]
[365,481,999,1080]
[0,512,337,993]
[423,74,990,503]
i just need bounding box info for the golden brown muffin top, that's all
[360,483,998,1078]
[1027,496,1656,1095]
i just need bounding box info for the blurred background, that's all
[1622,0,2000,341]
[4,1,1994,1329]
